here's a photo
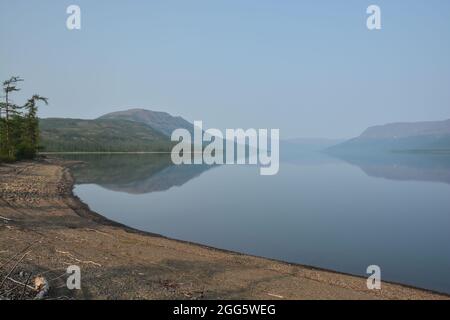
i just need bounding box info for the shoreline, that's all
[1,159,448,300]
[65,161,450,298]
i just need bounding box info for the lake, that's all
[64,149,450,294]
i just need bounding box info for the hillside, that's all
[327,119,450,154]
[98,108,194,137]
[359,119,450,139]
[39,118,173,152]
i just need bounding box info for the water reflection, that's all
[65,150,450,294]
[329,151,450,185]
[63,154,212,194]
[63,149,450,196]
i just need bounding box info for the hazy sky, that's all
[1,0,450,139]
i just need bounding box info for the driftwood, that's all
[4,276,35,291]
[20,272,33,300]
[0,215,13,222]
[56,250,102,267]
[0,239,40,271]
[0,251,29,289]
[0,239,42,300]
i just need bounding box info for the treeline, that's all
[0,77,47,162]
[41,140,173,153]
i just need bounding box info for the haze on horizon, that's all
[1,0,450,139]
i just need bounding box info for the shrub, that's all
[15,143,36,160]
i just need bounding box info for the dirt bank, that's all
[0,159,447,300]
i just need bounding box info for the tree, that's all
[21,95,48,157]
[0,77,48,162]
[2,76,24,158]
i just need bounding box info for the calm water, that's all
[66,150,450,294]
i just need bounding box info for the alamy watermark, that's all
[65,4,381,31]
[66,265,81,290]
[366,265,381,290]
[66,5,81,30]
[367,5,382,30]
[171,121,280,176]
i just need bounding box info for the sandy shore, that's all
[0,159,448,300]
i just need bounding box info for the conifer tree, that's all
[0,77,47,162]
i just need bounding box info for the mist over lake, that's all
[66,149,450,294]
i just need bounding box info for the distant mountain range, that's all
[40,110,450,154]
[281,138,345,151]
[327,119,450,154]
[358,119,450,139]
[40,109,193,152]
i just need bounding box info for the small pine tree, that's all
[0,77,48,162]
[21,95,48,158]
[1,77,24,159]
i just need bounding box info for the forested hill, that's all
[98,108,194,137]
[39,118,174,152]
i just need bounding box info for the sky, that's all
[1,0,450,139]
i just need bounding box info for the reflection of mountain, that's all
[332,152,450,185]
[63,154,212,194]
[281,148,341,166]
[102,165,212,194]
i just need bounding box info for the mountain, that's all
[98,108,194,137]
[39,108,197,152]
[39,118,173,152]
[281,138,345,151]
[327,119,450,154]
[358,119,450,139]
